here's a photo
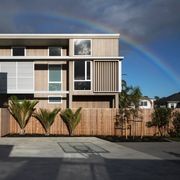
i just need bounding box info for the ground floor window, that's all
[48,95,62,104]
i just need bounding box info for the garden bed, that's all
[4,134,92,137]
[97,136,171,142]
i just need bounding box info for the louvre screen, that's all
[0,61,34,93]
[94,61,119,92]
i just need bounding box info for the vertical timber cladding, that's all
[94,61,119,92]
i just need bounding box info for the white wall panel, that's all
[0,61,34,93]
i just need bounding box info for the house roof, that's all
[157,92,180,104]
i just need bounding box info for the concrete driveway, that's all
[0,137,180,180]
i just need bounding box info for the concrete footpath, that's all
[0,137,180,180]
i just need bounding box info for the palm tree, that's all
[60,107,82,136]
[8,96,38,135]
[33,108,60,136]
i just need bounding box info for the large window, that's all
[74,61,91,90]
[48,65,62,91]
[74,39,91,56]
[49,47,61,56]
[12,47,25,56]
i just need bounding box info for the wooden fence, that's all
[0,108,178,137]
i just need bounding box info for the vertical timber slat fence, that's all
[1,108,177,136]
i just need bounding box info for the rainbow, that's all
[24,12,180,86]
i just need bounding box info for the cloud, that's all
[0,0,179,43]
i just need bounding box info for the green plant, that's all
[60,107,82,136]
[116,80,142,128]
[8,96,38,135]
[172,111,180,137]
[147,108,171,136]
[33,108,60,136]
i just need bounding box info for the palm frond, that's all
[33,108,60,135]
[8,96,38,133]
[60,107,82,136]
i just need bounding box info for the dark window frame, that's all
[73,60,92,91]
[12,47,25,56]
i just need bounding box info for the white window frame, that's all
[48,64,62,92]
[48,95,62,104]
[11,47,26,56]
[73,39,92,56]
[73,60,92,91]
[48,47,62,56]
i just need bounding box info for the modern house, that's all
[0,34,123,109]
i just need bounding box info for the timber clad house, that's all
[0,34,123,109]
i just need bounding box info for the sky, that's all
[0,0,179,98]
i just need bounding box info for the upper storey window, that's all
[74,39,91,56]
[12,47,25,56]
[48,65,62,91]
[49,47,61,56]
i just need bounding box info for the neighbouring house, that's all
[139,96,154,109]
[0,34,123,109]
[155,92,180,108]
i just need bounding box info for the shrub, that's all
[8,96,38,135]
[60,107,82,136]
[147,108,171,136]
[33,108,60,136]
[172,111,180,137]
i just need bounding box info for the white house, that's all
[139,97,154,109]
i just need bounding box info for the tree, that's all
[117,80,142,124]
[8,96,38,135]
[172,111,180,137]
[60,107,82,136]
[147,108,171,136]
[33,108,60,136]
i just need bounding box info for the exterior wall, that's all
[0,34,121,109]
[72,95,115,108]
[34,64,48,92]
[34,61,68,108]
[168,102,179,108]
[139,100,154,109]
[0,47,68,57]
[69,38,119,57]
[92,38,119,56]
[0,47,11,56]
[26,47,48,56]
[34,61,67,92]
[34,97,67,109]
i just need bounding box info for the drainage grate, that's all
[58,142,109,153]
